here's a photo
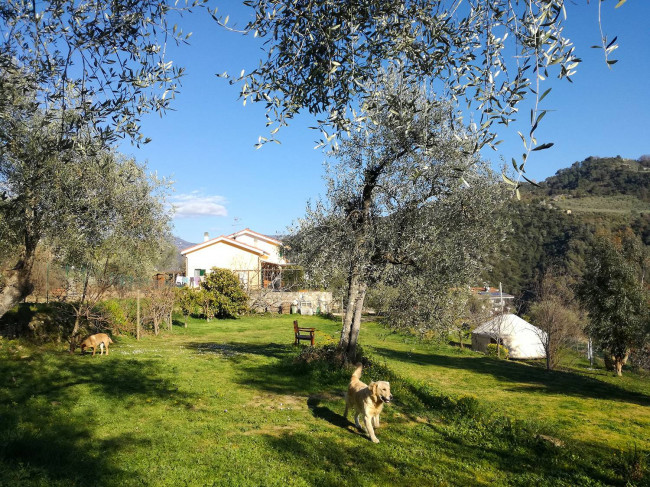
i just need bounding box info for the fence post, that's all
[136,290,141,341]
[168,309,172,332]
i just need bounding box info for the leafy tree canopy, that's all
[577,235,650,376]
[0,98,172,317]
[288,71,508,359]
[224,0,619,180]
[0,0,203,145]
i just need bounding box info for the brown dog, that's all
[79,333,113,356]
[343,363,393,443]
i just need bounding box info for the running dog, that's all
[343,363,393,443]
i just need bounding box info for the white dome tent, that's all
[472,313,546,359]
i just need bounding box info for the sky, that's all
[118,1,650,244]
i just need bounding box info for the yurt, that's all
[472,314,546,359]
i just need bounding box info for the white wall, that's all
[232,233,285,264]
[185,241,260,278]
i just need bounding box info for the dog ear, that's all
[369,382,378,398]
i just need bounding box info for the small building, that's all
[472,313,546,359]
[180,229,287,289]
[180,228,333,314]
[471,285,515,313]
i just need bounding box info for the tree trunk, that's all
[613,352,629,377]
[0,246,37,319]
[614,360,623,377]
[339,269,361,351]
[345,283,367,361]
[69,269,91,352]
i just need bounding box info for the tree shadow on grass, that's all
[0,350,195,486]
[369,346,650,407]
[183,340,635,485]
[259,420,622,487]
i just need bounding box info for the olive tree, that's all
[577,236,650,376]
[0,0,201,145]
[288,72,507,361]
[226,0,621,182]
[0,108,172,327]
[59,151,172,343]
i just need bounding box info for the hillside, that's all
[539,155,650,201]
[487,156,649,303]
[173,236,196,252]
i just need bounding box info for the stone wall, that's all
[249,290,333,315]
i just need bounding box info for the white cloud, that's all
[171,192,228,218]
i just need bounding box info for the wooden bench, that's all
[293,320,315,346]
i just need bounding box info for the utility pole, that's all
[136,290,141,341]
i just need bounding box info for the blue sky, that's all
[119,1,650,244]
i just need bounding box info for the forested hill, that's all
[537,155,650,201]
[487,155,649,305]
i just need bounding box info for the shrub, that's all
[0,303,74,342]
[96,299,133,335]
[486,343,509,359]
[614,445,648,483]
[454,395,482,418]
[175,287,195,327]
[195,288,216,321]
[143,286,175,335]
[201,268,248,318]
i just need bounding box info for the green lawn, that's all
[1,314,648,486]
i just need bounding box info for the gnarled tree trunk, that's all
[0,242,37,318]
[613,351,629,377]
[346,282,367,361]
[339,267,361,351]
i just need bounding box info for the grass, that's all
[1,313,649,486]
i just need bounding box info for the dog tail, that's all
[351,363,363,381]
[108,337,114,344]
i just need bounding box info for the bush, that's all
[454,395,482,418]
[201,268,249,318]
[486,343,509,359]
[175,287,195,327]
[614,445,648,483]
[0,303,74,342]
[294,343,369,367]
[96,299,133,335]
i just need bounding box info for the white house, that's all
[471,285,515,313]
[472,313,546,359]
[181,229,287,289]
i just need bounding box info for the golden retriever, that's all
[79,333,113,356]
[343,363,393,443]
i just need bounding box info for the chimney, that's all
[203,232,209,242]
